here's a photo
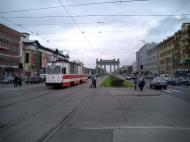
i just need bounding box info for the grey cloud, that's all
[146,15,190,42]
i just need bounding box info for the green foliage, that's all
[123,80,134,87]
[100,75,134,87]
[111,79,124,86]
[100,76,112,87]
[110,75,124,86]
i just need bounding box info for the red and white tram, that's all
[45,59,88,88]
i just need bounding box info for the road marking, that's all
[163,90,173,93]
[167,89,184,93]
[176,86,183,89]
[73,126,190,130]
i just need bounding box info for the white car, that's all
[160,74,171,81]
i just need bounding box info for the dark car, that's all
[125,76,132,80]
[28,76,45,84]
[150,77,168,90]
[179,79,190,86]
[167,79,181,86]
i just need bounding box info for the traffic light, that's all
[140,65,143,70]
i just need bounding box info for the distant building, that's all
[96,59,120,74]
[0,23,21,76]
[21,33,68,76]
[1,23,73,77]
[132,61,137,73]
[136,51,139,72]
[136,42,158,74]
[147,45,159,75]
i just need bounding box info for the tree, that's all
[127,65,133,74]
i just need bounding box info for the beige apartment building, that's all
[159,23,190,76]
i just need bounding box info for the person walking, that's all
[13,74,19,87]
[89,74,97,88]
[133,75,138,90]
[89,75,94,88]
[18,76,22,87]
[138,78,145,91]
[92,75,97,88]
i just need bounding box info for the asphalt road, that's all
[0,78,190,142]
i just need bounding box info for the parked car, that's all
[125,76,132,80]
[167,78,181,86]
[145,74,154,79]
[28,76,45,84]
[178,77,190,86]
[39,74,46,81]
[0,76,13,84]
[150,77,168,90]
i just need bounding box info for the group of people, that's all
[133,75,145,91]
[89,75,97,88]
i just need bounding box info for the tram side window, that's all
[62,67,66,74]
[70,64,74,74]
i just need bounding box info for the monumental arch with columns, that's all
[96,59,120,74]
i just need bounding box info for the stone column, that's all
[110,65,112,73]
[114,65,116,72]
[104,65,106,73]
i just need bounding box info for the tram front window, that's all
[46,66,61,74]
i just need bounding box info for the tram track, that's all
[0,83,85,109]
[37,89,93,142]
[0,86,48,100]
[0,84,87,133]
[0,90,52,109]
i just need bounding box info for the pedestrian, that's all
[89,75,93,88]
[13,74,19,87]
[92,75,97,88]
[138,78,145,91]
[18,76,22,87]
[133,75,138,90]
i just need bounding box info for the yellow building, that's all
[159,36,174,74]
[159,23,190,76]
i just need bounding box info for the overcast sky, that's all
[0,0,190,68]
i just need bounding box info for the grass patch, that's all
[100,75,134,88]
[123,80,134,87]
[100,75,112,87]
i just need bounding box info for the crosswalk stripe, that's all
[176,86,183,89]
[167,89,184,93]
[163,90,173,93]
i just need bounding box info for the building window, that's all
[25,53,29,63]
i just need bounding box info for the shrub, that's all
[111,78,124,87]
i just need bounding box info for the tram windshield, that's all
[46,65,61,74]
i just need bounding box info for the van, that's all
[160,74,171,81]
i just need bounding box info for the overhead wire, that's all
[1,14,190,19]
[0,17,68,53]
[0,0,149,13]
[57,0,96,52]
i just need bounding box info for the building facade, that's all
[159,23,190,76]
[136,42,158,74]
[147,45,159,75]
[0,23,21,76]
[21,38,68,76]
